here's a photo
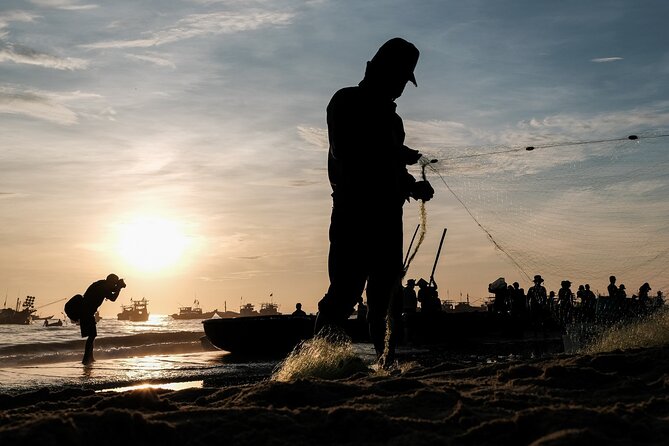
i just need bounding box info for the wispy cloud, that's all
[0,87,104,125]
[81,10,295,49]
[0,42,89,70]
[125,52,176,68]
[296,125,327,151]
[590,57,623,63]
[29,0,98,11]
[0,11,39,34]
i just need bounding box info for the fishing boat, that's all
[42,318,63,327]
[259,302,280,316]
[171,300,225,320]
[0,296,37,325]
[117,297,149,322]
[202,314,368,355]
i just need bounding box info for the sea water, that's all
[0,315,279,394]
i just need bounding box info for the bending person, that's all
[80,273,126,365]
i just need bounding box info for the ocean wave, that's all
[0,331,207,366]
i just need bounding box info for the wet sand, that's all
[1,343,668,446]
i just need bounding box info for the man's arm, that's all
[108,279,126,302]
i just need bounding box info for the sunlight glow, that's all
[116,217,190,273]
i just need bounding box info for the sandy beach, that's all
[1,338,668,446]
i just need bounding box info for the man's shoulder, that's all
[329,86,364,107]
[84,280,107,296]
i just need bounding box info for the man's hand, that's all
[402,146,422,165]
[410,181,434,201]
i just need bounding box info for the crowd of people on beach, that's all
[391,272,665,331]
[487,274,665,328]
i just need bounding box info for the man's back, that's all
[327,86,413,211]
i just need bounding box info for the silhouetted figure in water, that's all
[416,278,441,313]
[80,274,125,365]
[315,37,434,367]
[402,279,418,313]
[292,303,307,317]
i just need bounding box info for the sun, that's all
[116,216,190,273]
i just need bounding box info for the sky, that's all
[1,0,668,317]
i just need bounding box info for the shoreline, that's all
[1,344,668,445]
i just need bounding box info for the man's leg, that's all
[82,335,96,365]
[316,206,368,335]
[80,316,98,365]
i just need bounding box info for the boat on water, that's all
[117,297,149,322]
[237,302,281,317]
[0,296,37,325]
[171,299,229,320]
[43,318,63,327]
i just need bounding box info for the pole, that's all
[403,224,420,270]
[429,228,448,285]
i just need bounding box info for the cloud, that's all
[29,0,98,10]
[125,52,176,68]
[297,125,327,151]
[0,11,39,33]
[0,87,104,125]
[81,10,295,49]
[0,88,78,124]
[590,57,623,63]
[0,42,89,70]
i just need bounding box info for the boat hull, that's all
[203,315,317,355]
[0,308,34,325]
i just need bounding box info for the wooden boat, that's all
[0,296,36,325]
[171,304,222,320]
[43,318,63,327]
[202,315,369,355]
[117,297,149,321]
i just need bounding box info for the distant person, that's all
[315,37,434,367]
[638,282,651,304]
[581,284,597,319]
[618,283,627,300]
[527,275,547,332]
[548,290,556,310]
[402,279,418,313]
[607,275,618,299]
[488,277,509,314]
[416,278,441,313]
[527,275,547,311]
[557,280,573,321]
[510,282,526,317]
[654,291,664,308]
[79,274,125,365]
[292,303,307,317]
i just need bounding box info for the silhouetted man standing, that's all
[316,38,434,367]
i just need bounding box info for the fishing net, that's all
[414,130,669,295]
